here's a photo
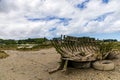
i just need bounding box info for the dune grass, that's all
[0,51,9,59]
[112,42,120,51]
[0,44,17,50]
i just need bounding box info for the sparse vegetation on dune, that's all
[0,37,52,50]
[0,37,120,51]
[0,50,9,59]
[0,44,17,50]
[32,44,53,49]
[112,42,120,50]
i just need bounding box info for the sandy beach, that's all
[0,48,120,80]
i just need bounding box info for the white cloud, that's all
[0,0,120,39]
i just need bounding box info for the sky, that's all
[0,0,120,40]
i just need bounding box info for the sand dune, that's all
[0,48,120,80]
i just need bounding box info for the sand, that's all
[0,48,120,80]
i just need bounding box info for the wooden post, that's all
[63,60,68,71]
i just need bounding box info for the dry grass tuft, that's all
[0,50,9,59]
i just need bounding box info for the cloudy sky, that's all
[0,0,120,40]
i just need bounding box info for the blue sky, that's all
[0,0,120,40]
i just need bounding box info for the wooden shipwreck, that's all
[51,35,114,71]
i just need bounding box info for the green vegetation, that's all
[0,50,9,59]
[17,37,48,44]
[98,42,114,59]
[0,44,17,50]
[112,42,120,50]
[0,37,48,44]
[0,37,51,50]
[0,36,120,51]
[103,39,117,42]
[0,39,16,44]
